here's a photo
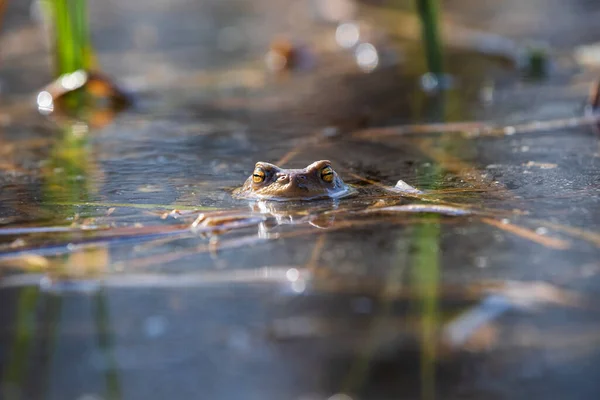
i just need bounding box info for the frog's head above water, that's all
[234,160,351,201]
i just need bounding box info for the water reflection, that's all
[42,121,98,206]
[36,91,54,114]
[354,43,379,73]
[335,22,360,49]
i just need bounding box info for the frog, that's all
[202,160,472,239]
[231,160,475,217]
[233,160,354,201]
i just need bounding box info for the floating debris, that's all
[265,38,314,73]
[391,179,424,195]
[36,69,132,116]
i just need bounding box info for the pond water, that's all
[1,0,600,399]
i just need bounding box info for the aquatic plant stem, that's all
[42,123,96,221]
[415,0,444,76]
[34,295,63,400]
[340,233,411,395]
[411,218,440,400]
[94,290,122,399]
[50,0,95,76]
[1,287,40,400]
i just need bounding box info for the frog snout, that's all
[291,174,309,189]
[277,174,306,188]
[277,175,290,183]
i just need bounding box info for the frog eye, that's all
[320,166,334,182]
[252,167,266,183]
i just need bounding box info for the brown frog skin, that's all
[233,160,352,201]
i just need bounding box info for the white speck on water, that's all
[286,268,300,282]
[420,72,439,92]
[535,227,548,235]
[291,279,306,294]
[475,256,488,268]
[144,315,168,338]
[355,42,379,72]
[336,22,360,49]
[36,91,54,114]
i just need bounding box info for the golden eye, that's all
[320,166,334,182]
[252,168,265,183]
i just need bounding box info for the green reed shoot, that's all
[415,0,444,76]
[45,0,95,76]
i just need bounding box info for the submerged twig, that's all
[49,201,216,211]
[305,235,327,272]
[352,114,600,139]
[529,219,600,248]
[481,217,571,250]
[362,204,474,217]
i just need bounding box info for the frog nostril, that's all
[277,175,289,182]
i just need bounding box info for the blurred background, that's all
[1,1,600,399]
